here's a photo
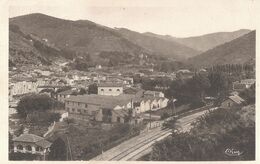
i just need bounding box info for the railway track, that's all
[109,129,172,161]
[91,107,218,161]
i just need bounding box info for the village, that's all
[8,59,255,160]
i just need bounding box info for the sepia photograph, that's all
[6,0,256,161]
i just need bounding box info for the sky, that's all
[9,0,256,37]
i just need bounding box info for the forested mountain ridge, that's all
[187,31,255,68]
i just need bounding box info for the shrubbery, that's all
[26,112,61,124]
[9,152,38,161]
[16,94,60,118]
[147,106,255,161]
[82,123,141,160]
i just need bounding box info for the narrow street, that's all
[91,107,216,161]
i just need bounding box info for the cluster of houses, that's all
[64,83,169,124]
[220,78,255,109]
[10,61,255,160]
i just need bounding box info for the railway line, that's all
[109,129,172,161]
[91,107,217,161]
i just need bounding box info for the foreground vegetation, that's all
[143,105,255,161]
[46,121,145,160]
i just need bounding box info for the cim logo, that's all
[224,148,244,157]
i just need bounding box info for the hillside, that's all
[116,28,200,59]
[10,13,201,61]
[144,29,251,52]
[187,30,255,68]
[9,13,149,64]
[9,24,59,66]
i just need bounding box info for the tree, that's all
[62,67,69,72]
[13,125,24,137]
[189,73,210,103]
[16,94,57,118]
[56,86,71,94]
[78,88,87,95]
[26,112,61,124]
[148,106,255,161]
[239,83,255,104]
[207,72,228,97]
[88,83,98,94]
[48,138,67,160]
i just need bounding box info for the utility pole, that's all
[65,131,72,161]
[171,96,174,116]
[172,98,177,117]
[150,102,152,129]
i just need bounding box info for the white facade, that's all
[98,86,123,96]
[135,98,169,114]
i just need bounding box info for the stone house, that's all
[221,95,245,109]
[233,79,255,91]
[97,83,123,96]
[13,133,52,160]
[65,94,135,123]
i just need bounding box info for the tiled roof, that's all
[113,109,129,117]
[65,94,135,109]
[13,134,44,143]
[234,79,255,85]
[35,139,52,148]
[98,83,123,87]
[229,95,245,104]
[240,79,255,84]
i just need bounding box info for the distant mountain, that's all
[9,13,253,68]
[144,29,251,52]
[9,13,148,57]
[187,31,255,68]
[10,13,200,61]
[115,28,200,59]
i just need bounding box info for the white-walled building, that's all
[134,97,169,114]
[97,83,123,96]
[13,134,52,160]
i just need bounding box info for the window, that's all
[17,145,23,150]
[78,102,80,106]
[117,89,120,92]
[85,104,88,108]
[77,109,81,113]
[117,117,120,123]
[66,107,70,111]
[101,89,104,91]
[72,108,75,112]
[26,145,32,151]
[84,110,87,113]
[109,89,112,91]
[36,146,43,151]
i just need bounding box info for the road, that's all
[90,107,216,161]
